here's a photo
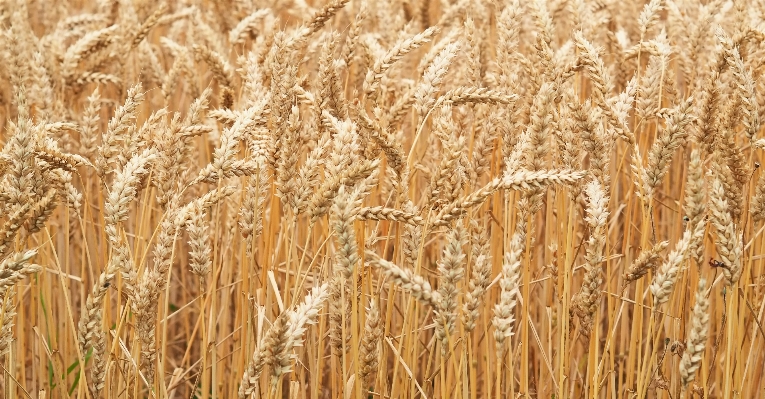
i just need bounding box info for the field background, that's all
[0,0,763,398]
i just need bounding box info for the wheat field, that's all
[0,0,763,398]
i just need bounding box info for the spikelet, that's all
[103,149,156,241]
[520,82,556,173]
[177,186,238,225]
[636,51,666,121]
[273,284,329,387]
[343,2,366,66]
[240,285,328,397]
[435,225,466,350]
[78,86,102,158]
[0,202,33,260]
[126,4,166,51]
[352,104,406,178]
[239,158,270,252]
[132,270,162,389]
[194,102,269,185]
[723,44,759,141]
[694,71,721,156]
[239,314,288,399]
[292,137,328,214]
[359,299,381,387]
[623,241,668,286]
[0,250,41,291]
[493,233,522,360]
[0,288,17,356]
[638,0,664,40]
[574,31,613,101]
[309,157,379,222]
[680,278,710,388]
[192,44,236,108]
[61,24,120,81]
[433,169,586,227]
[331,186,362,280]
[364,26,438,95]
[4,90,36,208]
[355,206,423,225]
[230,9,271,45]
[96,83,145,176]
[571,180,609,336]
[402,201,423,269]
[434,87,518,108]
[77,243,126,385]
[423,105,464,210]
[528,0,555,85]
[22,188,58,235]
[368,252,441,309]
[606,77,638,144]
[414,41,460,116]
[470,112,500,186]
[295,0,351,41]
[643,97,695,199]
[328,274,352,355]
[463,220,491,332]
[34,146,93,172]
[709,178,742,285]
[752,172,765,222]
[571,100,610,189]
[685,149,707,266]
[649,230,691,307]
[186,204,211,288]
[316,33,347,121]
[274,105,301,208]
